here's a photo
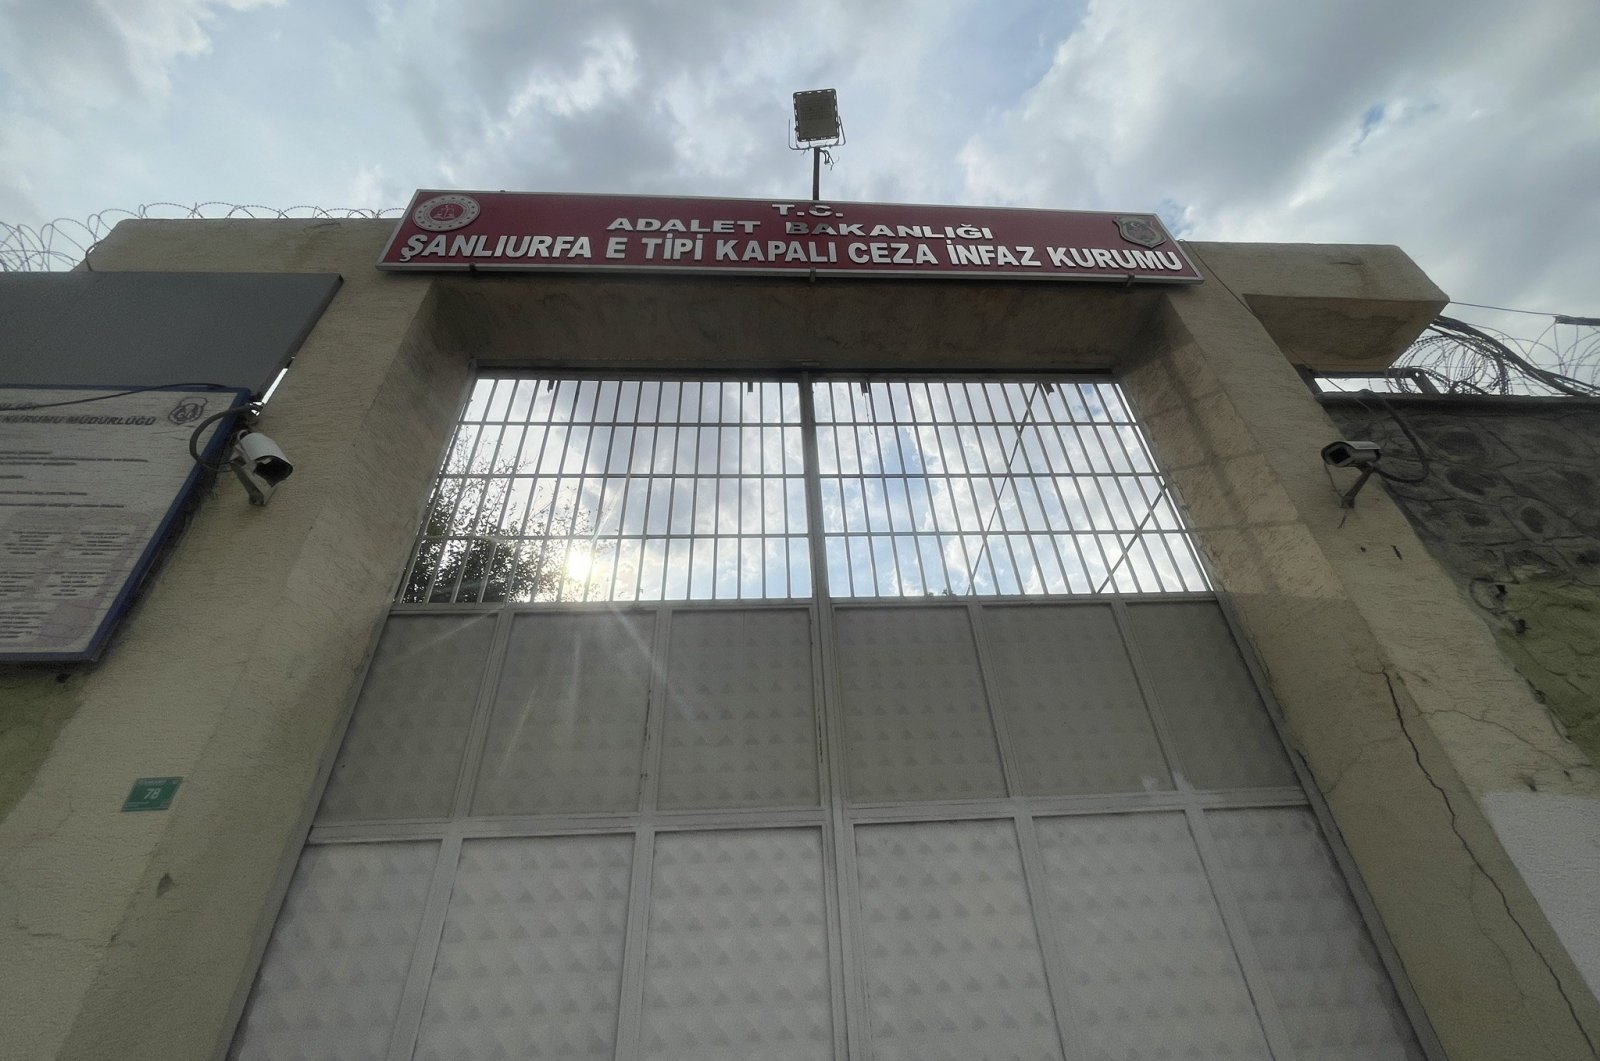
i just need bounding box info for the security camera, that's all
[1321,440,1381,468]
[230,431,293,506]
[1321,439,1383,508]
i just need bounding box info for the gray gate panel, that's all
[641,829,834,1061]
[413,836,633,1061]
[982,604,1173,795]
[319,614,497,821]
[1123,602,1295,790]
[230,841,437,1061]
[835,607,1005,802]
[473,612,654,816]
[855,820,1065,1061]
[658,609,820,810]
[1210,808,1424,1061]
[1035,813,1272,1060]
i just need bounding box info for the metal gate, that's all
[230,376,1431,1061]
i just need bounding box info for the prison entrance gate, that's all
[229,376,1431,1061]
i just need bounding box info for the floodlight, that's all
[793,89,842,145]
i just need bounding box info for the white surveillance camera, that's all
[1321,440,1381,469]
[230,431,294,505]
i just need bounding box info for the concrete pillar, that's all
[1121,245,1600,1059]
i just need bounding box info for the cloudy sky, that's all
[2,0,1596,339]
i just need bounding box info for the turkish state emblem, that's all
[167,397,207,425]
[1114,216,1167,249]
[413,194,481,233]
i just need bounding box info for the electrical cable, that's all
[188,403,260,470]
[1448,300,1576,317]
[8,382,237,411]
[1355,390,1430,485]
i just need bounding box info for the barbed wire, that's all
[1,202,402,272]
[1320,311,1600,397]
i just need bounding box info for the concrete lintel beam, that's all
[1183,241,1449,371]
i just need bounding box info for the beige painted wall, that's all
[2,219,1596,1060]
[0,220,463,1061]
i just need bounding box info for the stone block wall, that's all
[1325,395,1600,761]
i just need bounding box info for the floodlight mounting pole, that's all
[791,88,841,203]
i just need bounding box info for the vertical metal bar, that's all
[687,425,706,601]
[634,396,667,603]
[475,384,534,600]
[1134,469,1189,594]
[608,383,655,600]
[508,388,561,598]
[1062,469,1119,589]
[824,392,852,596]
[759,422,772,599]
[384,833,464,1061]
[1038,412,1109,590]
[1082,417,1150,592]
[885,384,928,592]
[1013,812,1089,1061]
[1011,414,1074,594]
[965,601,1021,798]
[612,825,655,1061]
[583,428,624,603]
[856,422,882,596]
[922,384,961,595]
[639,607,672,814]
[978,384,1037,594]
[398,419,463,603]
[530,382,577,599]
[428,382,498,603]
[866,392,906,595]
[799,373,870,1061]
[563,400,603,602]
[1118,403,1211,592]
[445,383,517,603]
[448,607,519,819]
[712,389,727,600]
[897,383,933,593]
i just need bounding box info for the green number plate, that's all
[123,777,181,812]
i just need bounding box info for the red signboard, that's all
[379,190,1201,283]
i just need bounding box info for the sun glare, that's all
[565,547,593,581]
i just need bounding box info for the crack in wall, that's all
[1384,669,1600,1058]
[1430,708,1581,773]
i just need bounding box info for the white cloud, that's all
[957,0,1600,316]
[1,0,1595,335]
[0,0,281,109]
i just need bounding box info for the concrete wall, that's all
[2,219,1598,1060]
[0,220,465,1061]
[1325,396,1600,998]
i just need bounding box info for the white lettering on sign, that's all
[383,193,1201,281]
[397,228,1190,273]
[399,233,597,262]
[607,217,758,234]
